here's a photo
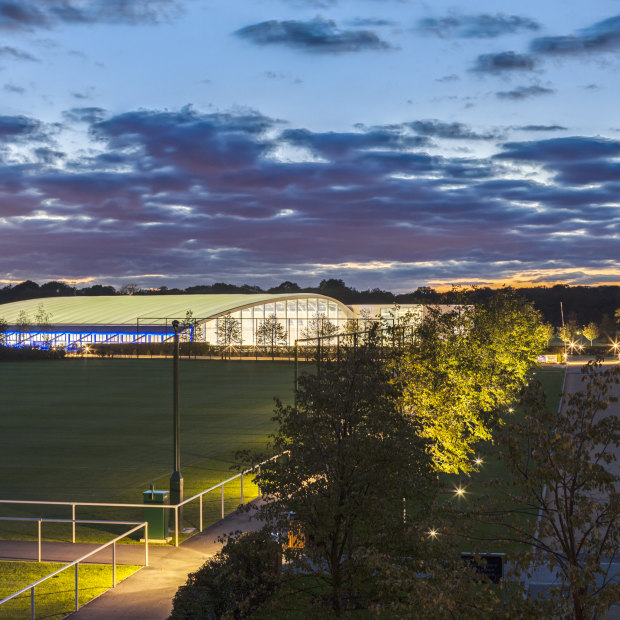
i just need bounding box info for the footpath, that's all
[0,504,263,620]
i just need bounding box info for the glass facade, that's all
[207,296,350,346]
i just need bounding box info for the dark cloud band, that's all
[418,13,540,39]
[0,107,618,290]
[235,17,392,53]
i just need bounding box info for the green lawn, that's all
[0,359,296,541]
[0,560,140,619]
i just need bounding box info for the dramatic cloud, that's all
[90,107,276,175]
[0,114,42,141]
[471,51,537,73]
[408,120,500,140]
[0,45,38,61]
[1,107,619,289]
[235,17,392,53]
[531,14,620,56]
[495,137,620,163]
[62,107,107,124]
[346,18,395,28]
[280,127,428,158]
[418,13,540,39]
[496,84,555,100]
[3,83,25,94]
[0,2,48,30]
[517,125,567,132]
[0,0,182,31]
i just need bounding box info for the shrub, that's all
[169,528,281,619]
[0,345,66,361]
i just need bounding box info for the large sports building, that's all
[0,294,424,349]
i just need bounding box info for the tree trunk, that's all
[331,563,343,617]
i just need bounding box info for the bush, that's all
[0,345,66,361]
[169,528,281,619]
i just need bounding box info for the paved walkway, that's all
[0,504,263,620]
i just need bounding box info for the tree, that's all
[251,330,438,616]
[15,310,30,344]
[558,318,579,346]
[40,281,76,297]
[183,310,203,341]
[182,310,203,358]
[120,283,140,295]
[301,312,338,342]
[541,322,555,346]
[486,362,620,619]
[34,303,53,344]
[256,314,287,359]
[600,313,617,339]
[0,317,7,345]
[268,281,301,293]
[397,293,548,474]
[217,314,241,359]
[582,321,600,346]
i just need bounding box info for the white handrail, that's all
[0,521,148,617]
[0,517,145,562]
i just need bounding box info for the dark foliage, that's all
[168,528,281,620]
[0,345,66,361]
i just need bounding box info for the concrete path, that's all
[0,504,263,620]
[68,505,264,620]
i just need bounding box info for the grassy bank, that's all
[0,560,140,619]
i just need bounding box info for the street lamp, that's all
[170,320,191,517]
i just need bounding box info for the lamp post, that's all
[170,320,190,518]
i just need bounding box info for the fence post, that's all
[30,586,35,620]
[221,484,224,520]
[145,522,149,567]
[112,542,116,587]
[72,504,76,543]
[37,520,42,562]
[240,473,244,505]
[199,494,203,532]
[75,563,79,611]
[294,342,298,410]
[175,507,179,547]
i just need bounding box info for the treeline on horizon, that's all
[1,278,619,328]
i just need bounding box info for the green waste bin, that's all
[143,488,169,540]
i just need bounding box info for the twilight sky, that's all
[0,0,619,292]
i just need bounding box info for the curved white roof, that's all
[0,294,351,326]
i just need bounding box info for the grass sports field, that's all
[0,359,564,547]
[0,359,295,540]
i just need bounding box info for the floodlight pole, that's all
[170,320,186,519]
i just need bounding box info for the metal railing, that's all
[0,451,287,548]
[0,520,148,619]
[174,451,286,544]
[0,516,149,564]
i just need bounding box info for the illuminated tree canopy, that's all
[397,293,548,473]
